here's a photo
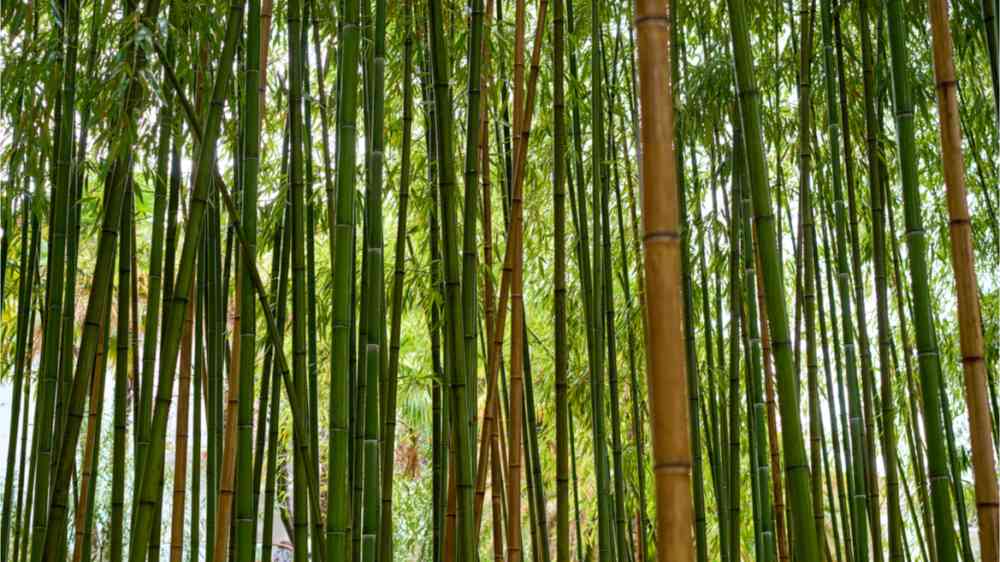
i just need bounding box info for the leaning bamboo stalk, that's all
[135,11,327,558]
[38,2,168,558]
[473,0,549,535]
[634,0,695,558]
[927,1,999,558]
[71,265,113,562]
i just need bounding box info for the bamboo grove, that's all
[0,0,997,558]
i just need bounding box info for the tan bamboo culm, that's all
[927,0,999,559]
[633,0,695,559]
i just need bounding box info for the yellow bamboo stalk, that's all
[633,0,694,558]
[927,1,999,559]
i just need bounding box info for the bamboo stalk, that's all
[926,2,1000,558]
[634,0,695,558]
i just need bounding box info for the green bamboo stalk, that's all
[362,0,388,557]
[723,0,822,558]
[419,42,446,562]
[299,2,324,554]
[793,1,827,551]
[521,318,551,562]
[125,1,243,558]
[235,0,261,552]
[681,114,711,562]
[882,0,959,557]
[838,10,884,553]
[191,237,205,562]
[11,297,36,562]
[462,0,486,462]
[287,0,314,550]
[426,0,477,557]
[110,188,132,562]
[864,10,904,559]
[601,46,630,562]
[379,3,415,560]
[263,198,292,562]
[817,4,856,557]
[75,227,114,562]
[553,0,569,555]
[885,182,938,562]
[726,133,743,562]
[327,0,362,553]
[1,190,37,562]
[564,165,587,562]
[16,303,39,562]
[710,133,731,560]
[251,124,287,547]
[587,2,613,559]
[822,4,872,559]
[815,199,853,562]
[137,9,176,489]
[736,113,777,562]
[29,0,83,548]
[696,152,724,541]
[930,318,975,562]
[612,60,651,562]
[40,0,179,555]
[980,0,998,116]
